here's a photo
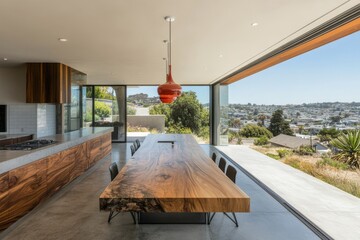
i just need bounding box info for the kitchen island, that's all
[0,127,113,230]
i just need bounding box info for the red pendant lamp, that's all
[158,16,182,104]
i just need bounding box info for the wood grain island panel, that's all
[0,131,112,231]
[100,134,250,213]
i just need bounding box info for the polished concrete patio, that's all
[217,145,360,240]
[0,143,319,240]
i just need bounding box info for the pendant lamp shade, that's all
[158,16,182,104]
[158,65,182,103]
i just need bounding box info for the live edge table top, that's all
[99,134,250,213]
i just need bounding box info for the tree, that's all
[149,103,171,126]
[318,128,340,142]
[229,118,241,128]
[331,130,360,168]
[258,115,266,126]
[94,87,114,100]
[149,91,209,138]
[298,125,304,134]
[330,115,342,124]
[170,92,203,134]
[268,109,293,136]
[240,124,273,138]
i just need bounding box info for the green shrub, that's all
[331,130,360,169]
[240,124,273,138]
[266,153,280,160]
[294,145,315,156]
[254,136,269,146]
[84,112,92,122]
[167,123,192,134]
[277,149,292,158]
[127,106,136,115]
[316,157,349,170]
[94,101,111,119]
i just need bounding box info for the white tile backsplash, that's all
[37,104,56,138]
[8,104,56,138]
[9,104,37,135]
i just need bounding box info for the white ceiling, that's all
[0,0,359,85]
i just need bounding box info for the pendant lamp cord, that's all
[163,58,168,75]
[169,20,172,66]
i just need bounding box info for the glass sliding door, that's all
[82,86,93,128]
[212,83,229,145]
[64,84,81,133]
[85,86,126,142]
[127,85,210,143]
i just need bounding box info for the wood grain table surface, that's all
[99,134,250,213]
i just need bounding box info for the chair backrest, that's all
[130,145,135,156]
[218,157,226,173]
[135,139,141,149]
[211,153,217,163]
[109,162,119,181]
[133,142,138,151]
[225,165,237,183]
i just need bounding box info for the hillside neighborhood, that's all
[229,102,360,134]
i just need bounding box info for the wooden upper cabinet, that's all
[26,63,86,104]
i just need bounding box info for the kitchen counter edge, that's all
[0,127,113,174]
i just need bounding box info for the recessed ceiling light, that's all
[3,58,8,61]
[58,38,68,42]
[251,22,259,27]
[219,54,223,58]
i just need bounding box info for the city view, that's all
[119,30,360,200]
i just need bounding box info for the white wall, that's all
[0,65,26,104]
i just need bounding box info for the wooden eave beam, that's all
[222,17,360,85]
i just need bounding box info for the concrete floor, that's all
[0,143,319,240]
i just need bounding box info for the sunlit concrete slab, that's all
[216,145,360,240]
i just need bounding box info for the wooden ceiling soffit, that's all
[221,12,360,85]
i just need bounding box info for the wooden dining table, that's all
[99,134,250,223]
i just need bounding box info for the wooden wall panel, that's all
[0,133,112,231]
[69,143,88,182]
[88,137,102,167]
[26,63,45,103]
[0,173,9,231]
[6,158,47,226]
[100,133,112,159]
[46,151,73,197]
[26,63,72,104]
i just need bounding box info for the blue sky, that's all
[127,31,359,105]
[127,86,210,104]
[229,31,360,104]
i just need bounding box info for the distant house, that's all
[314,142,330,154]
[269,134,313,149]
[269,134,329,153]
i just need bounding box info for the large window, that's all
[226,31,360,198]
[64,85,81,133]
[127,86,210,143]
[84,86,126,142]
